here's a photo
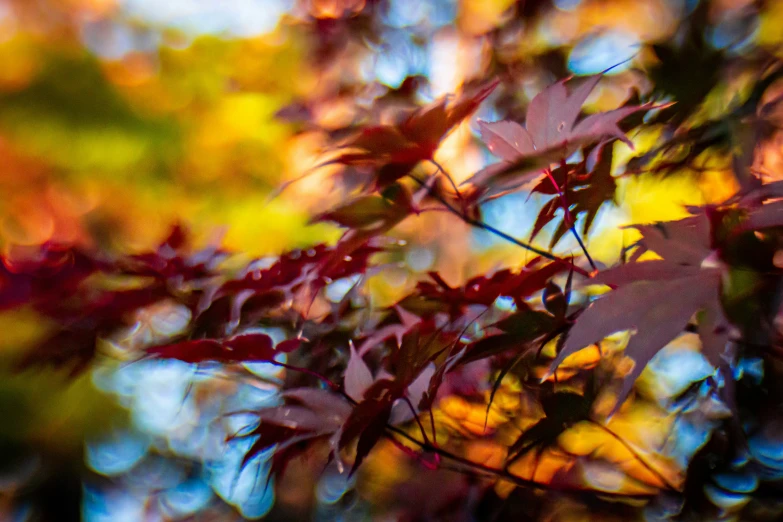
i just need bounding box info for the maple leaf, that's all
[121,224,228,283]
[231,413,317,470]
[418,343,467,411]
[400,257,564,318]
[16,283,171,375]
[460,305,559,367]
[550,215,729,412]
[327,80,498,191]
[530,143,616,247]
[0,243,100,311]
[507,389,595,464]
[311,193,411,230]
[234,388,351,477]
[345,341,373,401]
[465,74,653,199]
[335,379,404,476]
[199,241,381,333]
[739,200,783,232]
[146,332,284,364]
[356,305,422,355]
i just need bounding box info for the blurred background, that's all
[0,0,779,520]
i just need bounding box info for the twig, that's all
[408,173,590,277]
[263,360,665,500]
[402,395,431,446]
[386,424,661,499]
[430,159,465,210]
[588,419,678,491]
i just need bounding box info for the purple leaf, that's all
[283,388,352,429]
[526,79,569,149]
[147,332,276,364]
[478,120,534,161]
[551,271,721,410]
[336,380,402,476]
[467,75,652,198]
[276,338,305,353]
[629,214,712,266]
[345,342,373,401]
[407,363,436,407]
[742,200,783,230]
[590,260,702,287]
[356,306,422,355]
[570,105,652,148]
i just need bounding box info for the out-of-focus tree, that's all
[4,1,783,521]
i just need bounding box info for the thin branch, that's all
[385,432,438,470]
[263,360,665,500]
[588,419,678,491]
[386,424,662,499]
[402,395,431,446]
[408,173,591,277]
[430,159,465,209]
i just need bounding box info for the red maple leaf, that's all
[327,80,499,191]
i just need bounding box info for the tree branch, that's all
[262,360,667,501]
[408,173,591,277]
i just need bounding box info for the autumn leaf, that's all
[146,332,293,364]
[507,390,595,463]
[356,305,422,355]
[400,258,564,318]
[465,74,653,198]
[530,143,616,247]
[335,379,404,476]
[327,80,499,191]
[345,341,373,401]
[0,243,100,311]
[235,389,351,475]
[550,215,728,412]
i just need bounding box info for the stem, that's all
[408,173,590,277]
[385,432,438,470]
[402,395,430,445]
[263,360,666,500]
[430,159,465,210]
[588,420,677,491]
[386,424,661,499]
[267,360,341,390]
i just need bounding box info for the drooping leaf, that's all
[401,258,564,318]
[235,391,351,475]
[356,305,422,355]
[507,390,595,463]
[0,243,101,311]
[542,281,567,319]
[147,332,277,364]
[311,183,415,229]
[283,389,353,424]
[419,344,467,410]
[530,143,616,247]
[553,272,721,411]
[236,423,315,471]
[203,241,382,330]
[345,342,373,401]
[460,306,558,366]
[326,80,498,191]
[336,379,403,476]
[465,75,653,198]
